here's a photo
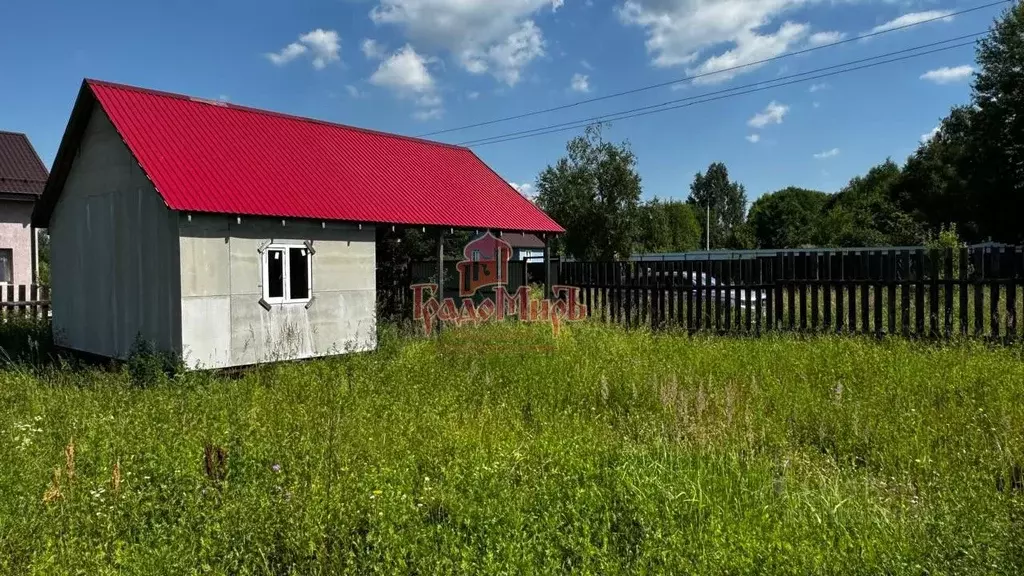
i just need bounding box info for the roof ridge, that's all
[85,78,471,152]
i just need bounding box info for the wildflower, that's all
[42,468,62,504]
[112,460,122,494]
[271,464,282,473]
[64,439,76,482]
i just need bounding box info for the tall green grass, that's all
[2,323,1023,574]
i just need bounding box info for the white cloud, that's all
[413,108,444,121]
[467,91,480,100]
[813,148,840,159]
[920,65,974,84]
[267,29,340,69]
[808,82,827,93]
[371,45,436,92]
[808,30,844,46]
[617,0,812,84]
[921,125,940,143]
[748,101,788,128]
[218,95,230,102]
[362,38,385,60]
[746,134,760,143]
[570,73,590,93]
[581,59,594,70]
[301,29,341,69]
[812,101,820,108]
[346,85,364,98]
[509,182,537,201]
[266,42,307,66]
[869,10,954,34]
[370,45,443,120]
[370,0,561,86]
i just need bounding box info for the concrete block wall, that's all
[178,215,376,369]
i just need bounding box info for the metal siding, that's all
[49,107,182,360]
[86,81,563,234]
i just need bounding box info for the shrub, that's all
[126,334,183,388]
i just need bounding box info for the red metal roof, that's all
[0,131,48,197]
[34,79,563,233]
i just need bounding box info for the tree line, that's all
[536,3,1024,260]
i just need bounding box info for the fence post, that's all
[798,253,807,331]
[884,249,892,334]
[860,251,870,334]
[723,260,733,333]
[991,248,1002,341]
[1007,248,1015,340]
[755,259,763,335]
[871,252,882,338]
[773,254,783,331]
[848,253,858,334]
[944,248,954,339]
[744,259,753,333]
[959,247,969,337]
[822,252,832,331]
[929,249,940,338]
[624,262,633,328]
[975,248,985,338]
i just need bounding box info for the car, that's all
[675,270,768,311]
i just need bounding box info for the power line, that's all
[459,34,983,148]
[417,0,1009,139]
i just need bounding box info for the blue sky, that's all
[0,0,1004,205]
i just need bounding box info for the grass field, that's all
[3,322,1024,574]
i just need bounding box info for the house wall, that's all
[178,215,376,369]
[47,106,182,359]
[0,199,35,284]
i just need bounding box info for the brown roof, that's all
[0,131,48,197]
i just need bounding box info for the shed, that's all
[33,79,563,369]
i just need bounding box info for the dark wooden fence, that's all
[558,247,1024,341]
[0,285,50,320]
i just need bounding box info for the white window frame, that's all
[262,243,313,305]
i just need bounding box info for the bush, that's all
[126,334,183,388]
[0,317,53,365]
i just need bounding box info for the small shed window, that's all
[262,244,312,304]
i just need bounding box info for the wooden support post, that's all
[436,228,444,334]
[543,237,552,300]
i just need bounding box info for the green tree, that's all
[635,199,703,253]
[890,4,1024,243]
[891,106,978,240]
[686,162,748,250]
[663,200,702,252]
[635,198,671,253]
[819,160,922,247]
[37,230,50,286]
[966,2,1024,243]
[536,125,643,260]
[747,186,829,249]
